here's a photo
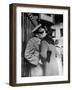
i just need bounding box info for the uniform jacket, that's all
[24,37,43,76]
[25,37,41,65]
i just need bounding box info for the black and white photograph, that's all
[9,4,70,86]
[21,13,63,77]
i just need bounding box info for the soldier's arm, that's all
[24,39,39,65]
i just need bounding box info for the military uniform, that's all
[25,37,43,76]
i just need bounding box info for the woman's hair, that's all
[32,26,46,36]
[42,34,54,45]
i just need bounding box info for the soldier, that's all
[24,24,46,76]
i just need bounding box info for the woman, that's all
[40,34,59,76]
